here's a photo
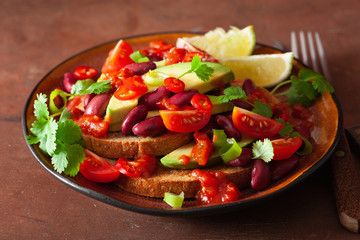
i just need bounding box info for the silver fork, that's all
[290,31,332,84]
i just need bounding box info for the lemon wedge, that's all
[219,52,294,88]
[184,26,256,58]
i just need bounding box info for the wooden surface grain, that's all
[1,0,360,239]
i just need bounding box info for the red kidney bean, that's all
[199,118,217,138]
[215,115,242,141]
[251,159,271,190]
[271,155,299,180]
[229,148,253,167]
[121,105,148,136]
[84,93,95,109]
[231,99,253,110]
[84,93,111,117]
[147,55,163,62]
[242,78,256,95]
[139,86,172,110]
[63,72,77,93]
[167,89,198,107]
[124,61,156,75]
[132,116,167,137]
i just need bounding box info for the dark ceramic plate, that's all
[22,32,342,216]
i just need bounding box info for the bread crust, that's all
[83,131,193,159]
[116,163,252,198]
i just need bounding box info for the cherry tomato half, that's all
[66,95,85,120]
[80,150,120,183]
[191,131,213,166]
[232,107,284,138]
[102,40,134,74]
[115,155,157,178]
[191,169,241,204]
[159,109,211,133]
[72,66,99,80]
[164,77,185,93]
[272,137,303,160]
[190,94,213,111]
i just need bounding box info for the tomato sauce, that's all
[191,169,241,204]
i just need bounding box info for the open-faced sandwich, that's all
[26,26,336,207]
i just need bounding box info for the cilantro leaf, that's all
[275,118,294,137]
[56,119,83,144]
[252,139,274,163]
[33,93,49,120]
[252,101,273,118]
[276,69,334,107]
[27,94,85,177]
[71,79,111,95]
[216,86,247,103]
[194,63,214,82]
[177,56,214,82]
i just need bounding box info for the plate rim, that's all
[21,31,343,216]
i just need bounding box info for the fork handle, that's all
[331,128,360,233]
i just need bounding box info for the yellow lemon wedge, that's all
[219,52,294,88]
[184,26,256,58]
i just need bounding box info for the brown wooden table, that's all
[1,0,360,239]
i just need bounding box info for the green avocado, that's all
[160,143,221,169]
[144,62,234,92]
[105,96,138,132]
[207,95,234,115]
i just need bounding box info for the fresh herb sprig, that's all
[252,139,274,163]
[70,79,112,96]
[271,68,334,107]
[216,86,273,118]
[26,94,85,176]
[177,56,214,82]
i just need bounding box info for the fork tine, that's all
[307,32,319,72]
[299,31,308,65]
[291,31,299,59]
[315,32,333,84]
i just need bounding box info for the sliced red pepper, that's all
[164,77,185,93]
[191,131,213,166]
[72,66,99,80]
[190,94,213,112]
[115,155,157,178]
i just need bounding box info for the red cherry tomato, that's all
[191,169,241,204]
[145,40,174,59]
[159,109,211,133]
[101,40,134,74]
[190,94,213,111]
[72,66,99,80]
[191,131,213,166]
[164,77,185,93]
[182,52,205,62]
[80,150,120,183]
[272,137,303,160]
[115,155,157,178]
[165,48,187,65]
[232,107,284,138]
[76,114,109,138]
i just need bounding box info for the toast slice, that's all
[116,162,252,198]
[83,131,193,159]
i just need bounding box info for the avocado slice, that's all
[105,96,138,132]
[160,143,221,169]
[207,95,234,115]
[144,62,234,93]
[160,133,255,169]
